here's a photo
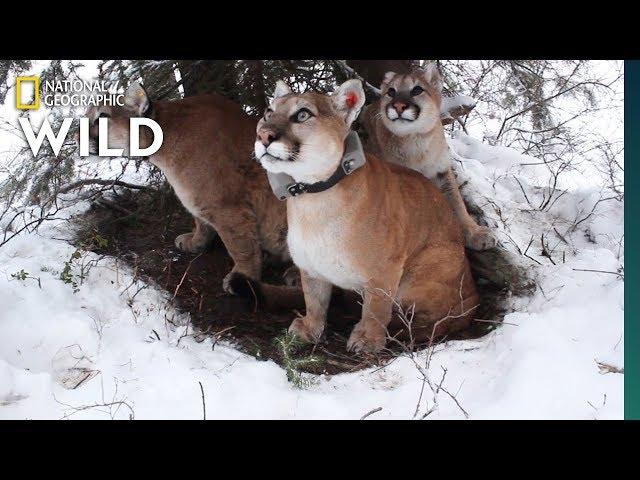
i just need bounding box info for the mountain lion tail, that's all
[227,272,306,312]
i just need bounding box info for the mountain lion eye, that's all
[387,88,397,98]
[410,86,424,96]
[292,108,312,123]
[264,108,273,120]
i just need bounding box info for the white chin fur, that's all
[258,140,342,184]
[254,140,292,163]
[401,109,417,121]
[265,141,290,161]
[383,116,421,137]
[254,141,267,159]
[259,156,287,174]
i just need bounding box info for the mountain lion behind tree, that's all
[81,83,298,296]
[361,64,496,251]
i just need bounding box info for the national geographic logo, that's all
[15,76,163,158]
[15,76,40,110]
[15,76,126,110]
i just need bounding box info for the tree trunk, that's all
[177,60,237,98]
[346,60,417,89]
[246,60,267,111]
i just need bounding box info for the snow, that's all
[441,95,476,113]
[0,133,623,419]
[0,62,624,419]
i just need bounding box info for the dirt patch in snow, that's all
[75,187,533,374]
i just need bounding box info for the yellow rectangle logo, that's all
[16,76,40,110]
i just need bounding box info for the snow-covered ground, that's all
[0,132,623,419]
[0,61,624,419]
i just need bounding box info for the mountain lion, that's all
[361,64,496,251]
[252,79,479,352]
[82,83,291,292]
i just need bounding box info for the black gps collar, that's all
[264,131,366,201]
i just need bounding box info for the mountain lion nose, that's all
[257,128,280,147]
[392,101,408,114]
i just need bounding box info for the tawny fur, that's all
[255,80,479,352]
[360,68,496,251]
[84,88,289,290]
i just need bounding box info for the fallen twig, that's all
[199,381,206,420]
[595,360,624,374]
[360,407,382,420]
[523,235,543,265]
[173,253,203,300]
[55,178,153,196]
[572,268,624,279]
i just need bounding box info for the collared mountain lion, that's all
[251,79,479,352]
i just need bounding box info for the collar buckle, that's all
[287,183,307,197]
[342,158,356,175]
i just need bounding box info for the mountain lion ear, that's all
[331,79,365,128]
[124,82,151,116]
[381,71,396,89]
[273,80,292,99]
[421,63,443,92]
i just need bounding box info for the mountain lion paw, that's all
[464,225,497,251]
[175,232,207,253]
[288,316,324,344]
[223,270,261,301]
[222,270,246,295]
[346,321,386,353]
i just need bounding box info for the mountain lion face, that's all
[378,64,443,137]
[254,79,365,183]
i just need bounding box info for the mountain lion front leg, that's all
[200,204,262,293]
[288,270,332,344]
[347,276,401,353]
[438,167,496,251]
[175,217,217,253]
